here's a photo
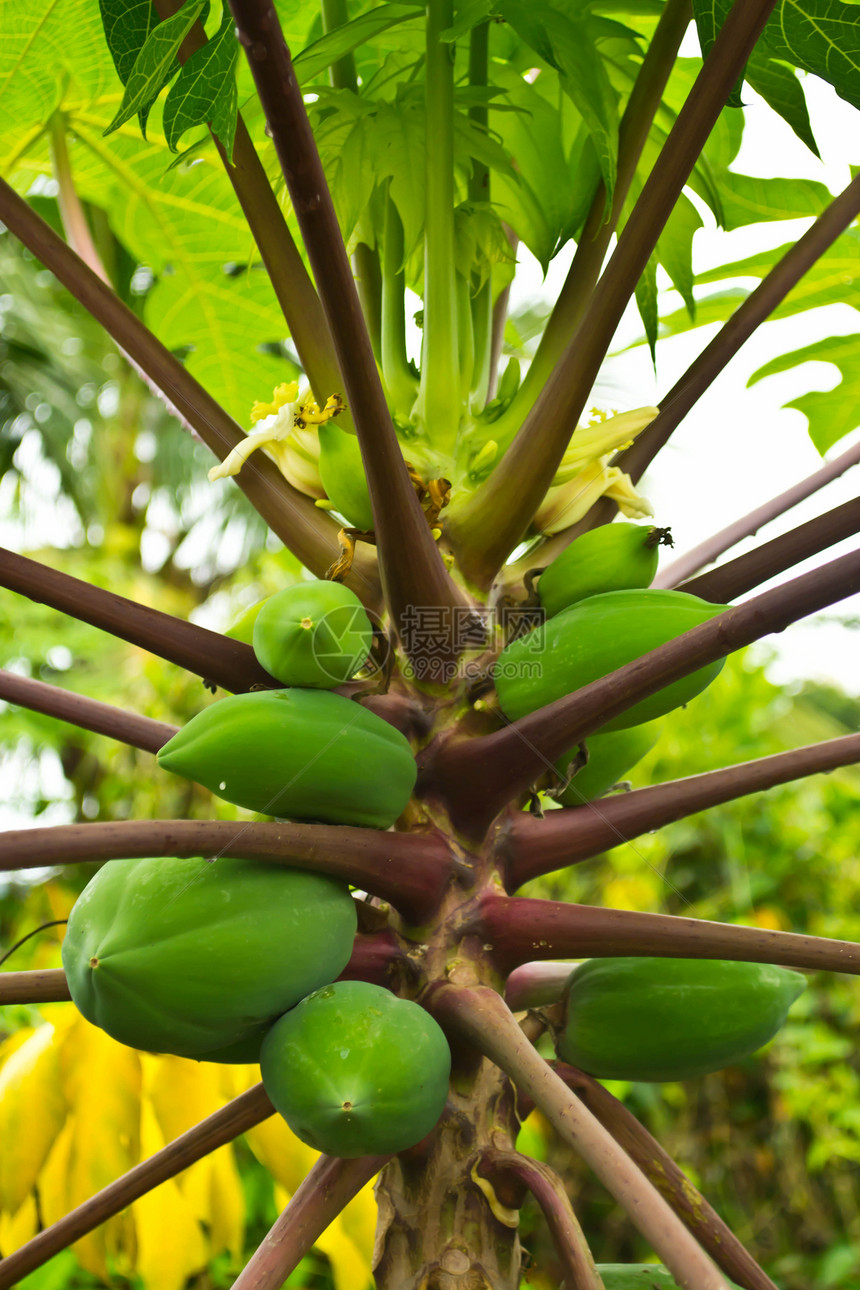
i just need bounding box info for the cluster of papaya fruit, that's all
[499,525,805,1080]
[62,580,450,1158]
[160,581,417,826]
[496,522,724,804]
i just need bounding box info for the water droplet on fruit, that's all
[340,1049,350,1059]
[219,781,227,790]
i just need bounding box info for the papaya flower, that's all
[534,406,657,535]
[208,382,343,500]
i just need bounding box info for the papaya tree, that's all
[2,0,860,1287]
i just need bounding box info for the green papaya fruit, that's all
[252,581,373,688]
[553,721,660,807]
[537,523,673,619]
[495,589,727,732]
[597,1266,744,1289]
[261,980,451,1157]
[62,857,357,1060]
[224,597,270,646]
[157,688,416,827]
[557,957,806,1082]
[318,423,374,532]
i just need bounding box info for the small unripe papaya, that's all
[318,423,374,531]
[597,1268,743,1289]
[261,981,451,1157]
[62,857,357,1060]
[553,722,660,807]
[224,597,270,646]
[253,581,373,688]
[537,522,673,619]
[495,589,727,731]
[557,956,806,1082]
[157,688,416,827]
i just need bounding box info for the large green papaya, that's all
[157,688,416,827]
[62,857,357,1060]
[537,523,673,619]
[253,581,373,688]
[597,1267,743,1289]
[260,980,451,1157]
[557,957,806,1082]
[553,722,660,807]
[495,589,727,731]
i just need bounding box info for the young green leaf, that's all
[696,0,860,114]
[162,9,239,161]
[749,332,860,454]
[99,0,158,86]
[745,49,820,157]
[293,3,422,85]
[656,193,703,319]
[103,0,207,138]
[635,253,659,366]
[762,0,860,111]
[499,1,621,201]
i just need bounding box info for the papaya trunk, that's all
[373,1055,522,1290]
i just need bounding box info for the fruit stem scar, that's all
[89,956,99,968]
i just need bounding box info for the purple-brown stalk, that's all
[478,897,860,975]
[551,1064,780,1290]
[0,179,380,605]
[0,821,453,924]
[504,732,860,888]
[477,1150,604,1290]
[232,1154,389,1290]
[226,0,475,670]
[0,668,176,754]
[429,983,729,1288]
[420,546,860,835]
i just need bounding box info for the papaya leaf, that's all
[293,3,423,85]
[745,49,820,156]
[488,61,596,270]
[695,229,860,321]
[440,0,494,42]
[0,0,114,147]
[716,171,831,230]
[748,332,860,454]
[763,0,860,111]
[162,9,239,161]
[695,0,860,113]
[103,0,207,139]
[498,1,620,202]
[635,253,659,366]
[656,193,703,318]
[98,0,159,86]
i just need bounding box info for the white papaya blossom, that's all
[208,382,344,500]
[534,406,657,535]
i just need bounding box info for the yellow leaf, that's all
[141,1054,245,1259]
[0,1023,66,1213]
[316,1217,373,1290]
[0,1193,38,1254]
[37,1016,142,1278]
[336,1179,378,1272]
[133,1097,209,1290]
[244,1114,319,1196]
